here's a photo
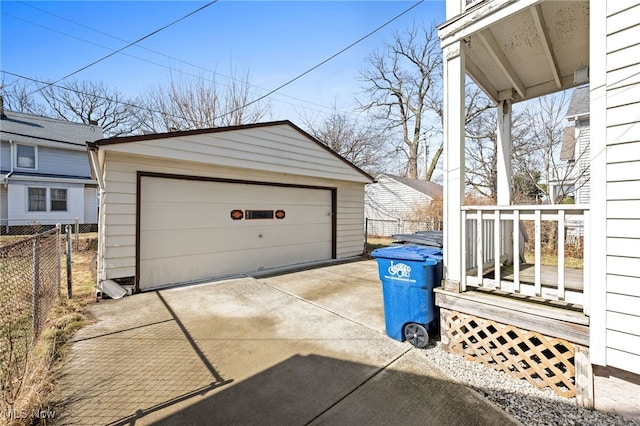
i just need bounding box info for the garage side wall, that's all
[99,152,366,282]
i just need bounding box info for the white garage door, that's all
[139,176,333,290]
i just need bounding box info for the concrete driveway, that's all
[51,259,519,425]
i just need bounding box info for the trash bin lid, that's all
[371,244,443,262]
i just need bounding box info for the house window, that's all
[245,210,274,220]
[465,0,485,9]
[50,188,68,211]
[28,188,46,212]
[16,144,37,169]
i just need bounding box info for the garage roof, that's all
[88,120,374,183]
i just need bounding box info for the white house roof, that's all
[89,120,374,183]
[566,85,590,119]
[0,110,103,149]
[379,174,443,199]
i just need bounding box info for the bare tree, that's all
[301,107,387,174]
[1,80,47,115]
[358,22,442,179]
[141,70,270,132]
[40,80,143,137]
[464,90,575,204]
[515,92,573,203]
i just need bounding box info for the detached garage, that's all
[87,121,373,293]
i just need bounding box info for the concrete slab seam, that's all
[256,277,386,336]
[303,346,413,425]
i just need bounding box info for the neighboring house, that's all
[87,120,373,293]
[364,174,442,236]
[550,85,590,204]
[0,104,103,232]
[438,0,639,420]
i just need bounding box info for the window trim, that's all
[27,187,47,212]
[15,144,38,170]
[245,210,275,220]
[50,187,68,212]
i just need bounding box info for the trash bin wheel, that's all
[404,323,429,348]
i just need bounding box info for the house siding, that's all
[37,146,91,177]
[364,175,432,236]
[576,123,590,204]
[7,180,86,225]
[0,141,10,171]
[0,186,7,223]
[99,151,366,282]
[604,3,640,374]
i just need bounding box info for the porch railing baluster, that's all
[534,209,542,296]
[477,210,483,284]
[462,210,468,291]
[460,205,587,310]
[494,209,501,290]
[513,209,520,293]
[558,209,565,300]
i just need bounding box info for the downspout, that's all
[87,143,107,297]
[3,140,15,185]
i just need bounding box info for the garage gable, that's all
[91,121,372,184]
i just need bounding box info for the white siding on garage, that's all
[603,2,640,373]
[103,124,370,185]
[98,151,366,283]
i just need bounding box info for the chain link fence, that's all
[1,218,96,250]
[0,227,61,399]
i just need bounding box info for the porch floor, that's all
[483,263,584,292]
[434,287,589,346]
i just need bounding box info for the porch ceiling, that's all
[439,0,589,103]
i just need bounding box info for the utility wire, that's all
[6,4,353,117]
[28,1,218,96]
[213,0,425,121]
[2,70,192,123]
[4,1,425,126]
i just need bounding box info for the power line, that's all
[2,70,187,123]
[5,4,352,117]
[4,1,425,128]
[28,1,218,96]
[214,0,425,121]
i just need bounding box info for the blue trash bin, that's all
[371,245,443,348]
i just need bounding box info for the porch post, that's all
[496,98,514,263]
[443,41,466,290]
[496,98,512,205]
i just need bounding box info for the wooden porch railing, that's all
[461,205,589,314]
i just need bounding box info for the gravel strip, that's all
[420,343,639,426]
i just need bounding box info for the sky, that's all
[1,0,446,124]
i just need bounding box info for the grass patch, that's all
[0,298,91,425]
[1,233,97,425]
[365,236,396,254]
[524,252,583,269]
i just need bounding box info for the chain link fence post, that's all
[66,224,72,299]
[57,224,62,297]
[32,235,40,337]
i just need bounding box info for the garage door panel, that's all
[139,176,334,290]
[141,223,332,261]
